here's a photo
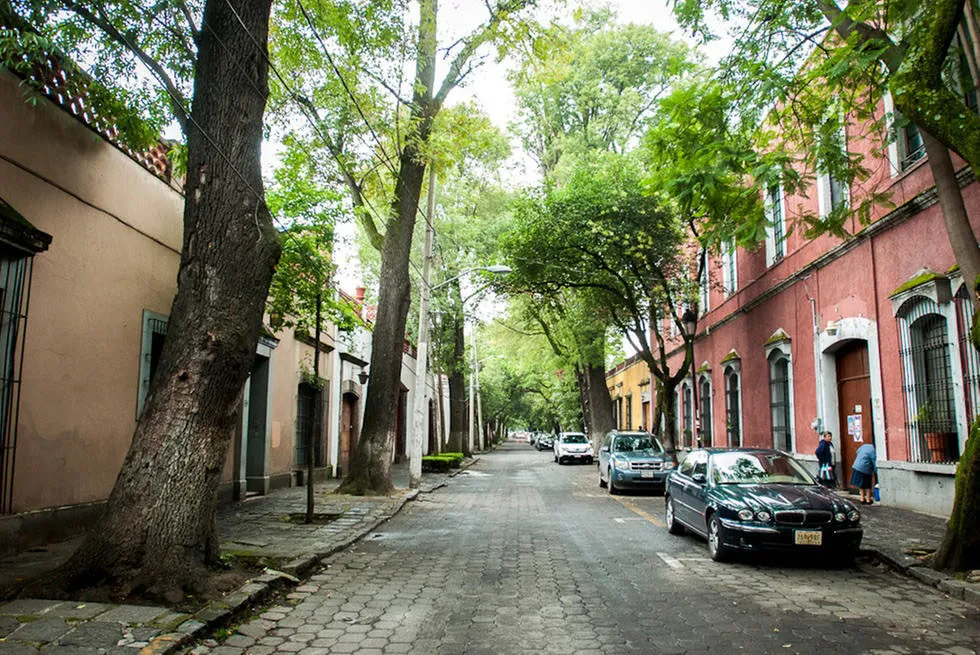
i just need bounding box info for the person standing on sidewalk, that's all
[815,431,837,488]
[850,442,877,505]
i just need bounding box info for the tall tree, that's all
[6,0,280,599]
[271,0,533,494]
[503,155,697,453]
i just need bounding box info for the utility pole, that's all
[409,168,436,489]
[468,327,475,454]
[475,335,484,450]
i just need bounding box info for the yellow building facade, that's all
[605,355,653,431]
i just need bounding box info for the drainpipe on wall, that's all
[804,277,825,438]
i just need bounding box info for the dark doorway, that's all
[245,354,270,495]
[295,382,321,468]
[340,392,359,477]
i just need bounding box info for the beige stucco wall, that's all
[0,72,183,512]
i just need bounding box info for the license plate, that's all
[641,470,654,479]
[794,530,823,546]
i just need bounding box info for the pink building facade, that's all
[658,96,979,516]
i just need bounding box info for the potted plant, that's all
[915,400,947,462]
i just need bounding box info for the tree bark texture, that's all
[54,0,279,600]
[447,307,468,455]
[934,417,980,570]
[922,131,980,304]
[584,363,615,447]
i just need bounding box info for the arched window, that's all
[954,284,980,425]
[897,294,961,463]
[699,373,712,447]
[680,382,693,448]
[768,350,793,451]
[724,366,741,447]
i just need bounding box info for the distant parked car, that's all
[554,432,594,465]
[598,431,673,494]
[664,448,863,563]
[536,433,554,451]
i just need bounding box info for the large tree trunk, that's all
[660,378,679,456]
[48,0,279,601]
[575,366,592,439]
[922,132,980,304]
[584,363,615,449]
[341,152,428,494]
[446,281,468,454]
[935,416,980,570]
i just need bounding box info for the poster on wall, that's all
[847,414,863,442]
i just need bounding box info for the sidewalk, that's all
[0,458,475,655]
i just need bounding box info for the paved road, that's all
[208,443,980,655]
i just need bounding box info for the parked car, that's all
[664,448,863,563]
[536,433,554,450]
[598,431,673,494]
[554,432,594,464]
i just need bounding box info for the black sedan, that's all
[665,448,863,563]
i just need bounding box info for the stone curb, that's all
[863,541,980,608]
[143,488,423,655]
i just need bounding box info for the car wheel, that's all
[707,514,730,562]
[665,496,684,535]
[607,469,618,495]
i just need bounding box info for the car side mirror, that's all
[692,472,707,484]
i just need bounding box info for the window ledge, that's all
[878,459,957,475]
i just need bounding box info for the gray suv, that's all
[598,430,675,495]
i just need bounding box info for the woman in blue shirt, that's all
[850,442,877,505]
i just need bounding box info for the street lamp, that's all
[682,307,700,449]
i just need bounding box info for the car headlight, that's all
[614,459,631,471]
[755,511,771,522]
[737,509,754,521]
[848,510,861,522]
[663,461,676,469]
[835,512,847,522]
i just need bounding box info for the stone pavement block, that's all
[0,616,20,637]
[234,620,272,639]
[0,600,63,616]
[221,635,253,648]
[177,620,206,635]
[44,604,111,621]
[207,647,242,655]
[8,618,73,643]
[908,566,945,587]
[128,626,161,642]
[964,585,980,606]
[58,622,123,647]
[38,646,100,655]
[95,606,169,625]
[0,644,38,655]
[937,578,969,598]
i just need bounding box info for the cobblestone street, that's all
[203,444,980,655]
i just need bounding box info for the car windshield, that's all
[614,435,664,453]
[711,452,816,485]
[562,434,587,444]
